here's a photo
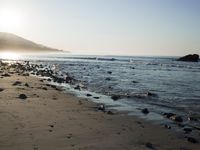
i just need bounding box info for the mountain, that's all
[0,32,62,53]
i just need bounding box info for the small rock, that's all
[163,112,176,118]
[107,111,114,115]
[187,137,198,143]
[93,97,100,99]
[184,128,192,133]
[145,142,155,149]
[105,77,111,81]
[0,88,4,92]
[24,83,29,87]
[18,94,27,99]
[170,116,183,122]
[98,104,105,111]
[111,95,121,101]
[107,71,112,74]
[142,108,149,114]
[164,124,171,129]
[86,94,92,97]
[42,87,48,90]
[13,81,22,86]
[2,73,10,77]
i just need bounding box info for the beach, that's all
[0,61,199,150]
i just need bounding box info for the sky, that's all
[0,0,200,56]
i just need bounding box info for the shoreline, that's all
[0,60,200,150]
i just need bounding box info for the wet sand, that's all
[0,64,200,150]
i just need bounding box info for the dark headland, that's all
[0,32,63,53]
[177,54,199,62]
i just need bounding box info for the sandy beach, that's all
[0,62,199,150]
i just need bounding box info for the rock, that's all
[163,112,176,118]
[170,116,183,122]
[132,81,138,83]
[50,85,57,89]
[86,94,92,97]
[13,81,22,86]
[145,142,155,149]
[22,73,29,76]
[2,73,10,77]
[105,77,111,81]
[187,137,198,143]
[24,83,29,87]
[0,88,4,92]
[178,54,199,62]
[111,95,121,101]
[146,91,157,97]
[184,128,192,133]
[107,111,114,115]
[93,97,100,99]
[18,94,27,99]
[141,108,149,114]
[74,85,81,90]
[98,104,105,111]
[107,71,112,74]
[42,87,48,90]
[164,124,171,129]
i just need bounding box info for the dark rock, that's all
[47,78,51,82]
[170,116,183,122]
[0,88,4,92]
[74,85,81,90]
[13,81,22,86]
[65,76,74,83]
[98,104,105,111]
[18,94,27,99]
[178,54,199,62]
[146,92,157,97]
[163,112,176,118]
[24,83,29,87]
[93,97,100,99]
[107,71,112,74]
[111,95,121,101]
[86,94,92,97]
[184,128,192,133]
[50,85,57,89]
[145,142,155,149]
[164,124,171,129]
[188,116,198,121]
[107,111,114,115]
[187,137,198,143]
[2,73,10,77]
[22,73,29,76]
[105,77,111,81]
[132,81,138,83]
[42,87,48,90]
[142,108,149,114]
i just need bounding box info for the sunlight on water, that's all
[0,52,21,60]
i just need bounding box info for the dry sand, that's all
[0,72,200,149]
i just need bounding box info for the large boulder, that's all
[178,54,199,62]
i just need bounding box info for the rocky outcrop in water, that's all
[177,54,199,62]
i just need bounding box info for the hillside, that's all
[0,32,62,52]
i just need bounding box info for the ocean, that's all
[2,54,200,132]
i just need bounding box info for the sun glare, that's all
[0,8,22,32]
[0,52,21,60]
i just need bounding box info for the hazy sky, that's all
[0,0,200,56]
